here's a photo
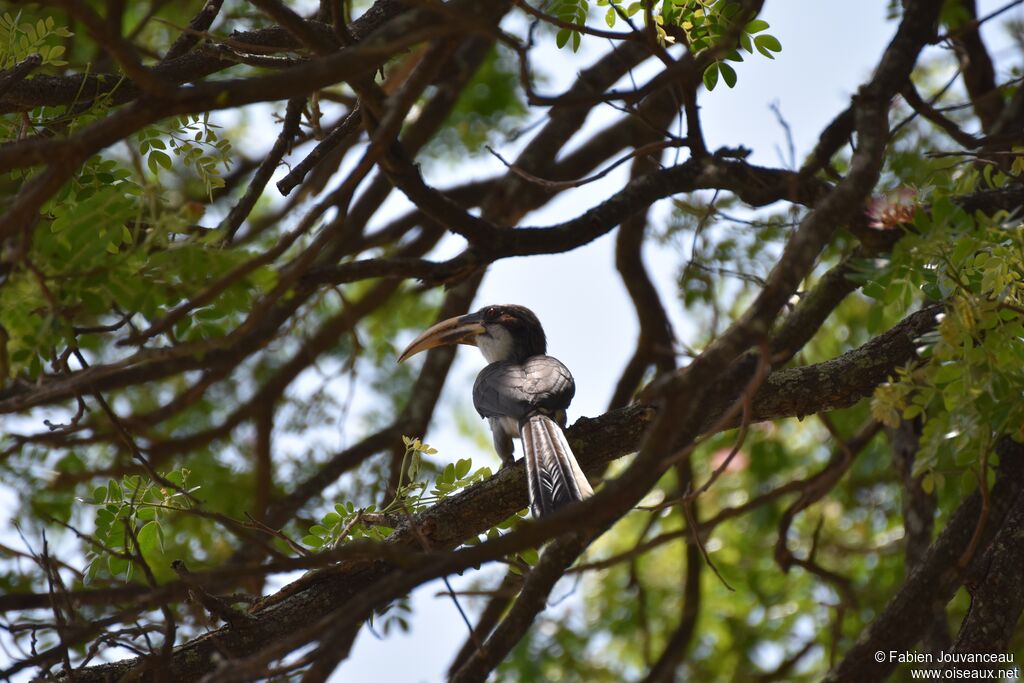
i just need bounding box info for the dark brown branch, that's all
[0,4,450,238]
[385,154,829,253]
[0,53,43,99]
[901,82,981,148]
[172,561,255,630]
[276,104,363,196]
[0,3,404,112]
[161,0,225,62]
[742,305,943,428]
[249,0,339,55]
[0,1,461,176]
[947,0,1003,133]
[221,96,305,241]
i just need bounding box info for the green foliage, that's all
[0,12,247,385]
[302,499,390,549]
[579,1,782,90]
[302,437,496,550]
[0,193,268,381]
[137,113,233,196]
[857,128,1024,486]
[868,178,1024,482]
[550,0,588,52]
[0,12,71,68]
[302,436,537,578]
[82,469,198,584]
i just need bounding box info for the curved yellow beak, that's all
[397,312,486,363]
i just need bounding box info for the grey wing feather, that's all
[472,356,575,421]
[522,356,575,414]
[473,362,532,420]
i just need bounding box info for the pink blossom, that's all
[866,187,917,230]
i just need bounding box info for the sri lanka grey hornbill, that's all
[398,304,594,517]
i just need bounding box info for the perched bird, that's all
[398,304,593,517]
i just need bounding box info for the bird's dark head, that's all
[397,304,546,364]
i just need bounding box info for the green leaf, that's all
[95,507,115,530]
[702,63,719,91]
[84,559,101,584]
[107,554,129,578]
[719,61,737,88]
[754,34,781,58]
[933,363,961,384]
[148,150,172,174]
[136,521,161,557]
[744,19,769,33]
[959,469,977,495]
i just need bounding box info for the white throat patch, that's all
[476,325,516,363]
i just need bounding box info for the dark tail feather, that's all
[521,415,594,518]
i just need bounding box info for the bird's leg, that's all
[494,431,516,468]
[489,417,516,468]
